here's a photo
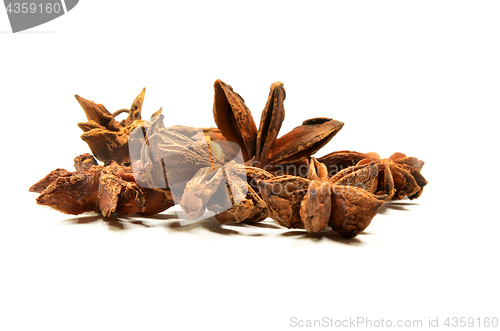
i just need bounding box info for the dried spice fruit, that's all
[76,88,158,165]
[30,80,428,240]
[29,168,71,194]
[178,139,271,224]
[257,175,310,229]
[139,115,219,201]
[263,158,310,177]
[357,152,428,200]
[329,161,394,198]
[257,157,385,238]
[316,150,428,200]
[209,185,269,224]
[205,161,271,224]
[30,154,174,216]
[137,113,271,224]
[213,80,344,170]
[317,150,370,176]
[76,89,224,166]
[300,158,331,233]
[180,162,227,219]
[328,185,385,239]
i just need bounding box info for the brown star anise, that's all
[138,78,362,226]
[360,152,427,200]
[138,115,223,202]
[76,88,161,165]
[257,157,386,238]
[30,80,429,240]
[76,88,224,166]
[30,154,174,216]
[317,150,372,176]
[138,114,272,224]
[212,79,344,171]
[179,153,274,224]
[321,151,428,200]
[208,164,273,224]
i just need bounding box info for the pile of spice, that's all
[30,80,427,238]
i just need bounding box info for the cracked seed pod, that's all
[299,158,331,233]
[180,166,225,219]
[207,162,270,224]
[213,79,344,168]
[30,154,174,216]
[258,157,387,238]
[178,139,271,224]
[329,161,393,198]
[209,185,270,224]
[357,152,428,200]
[257,176,310,229]
[318,151,428,200]
[317,150,371,176]
[329,185,385,239]
[267,118,344,166]
[76,88,159,165]
[139,115,215,200]
[76,89,223,166]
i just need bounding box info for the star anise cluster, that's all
[30,80,428,238]
[258,157,387,238]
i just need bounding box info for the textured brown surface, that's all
[213,79,258,161]
[212,80,344,170]
[257,176,309,229]
[389,152,425,172]
[330,161,388,197]
[299,158,331,233]
[76,88,159,165]
[213,162,270,224]
[300,180,331,233]
[317,150,370,176]
[29,168,71,194]
[74,153,98,171]
[329,185,385,239]
[30,154,174,216]
[267,118,344,165]
[256,157,391,237]
[263,158,310,177]
[211,185,270,224]
[140,115,214,200]
[358,152,428,200]
[31,82,428,238]
[180,167,225,219]
[255,82,286,164]
[35,165,103,215]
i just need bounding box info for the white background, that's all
[1,1,499,330]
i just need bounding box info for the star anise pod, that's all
[329,160,394,198]
[30,154,174,216]
[359,152,427,200]
[319,151,428,200]
[76,88,224,166]
[138,115,223,202]
[299,157,332,233]
[212,79,344,171]
[208,164,273,224]
[135,113,272,224]
[76,88,161,165]
[180,161,272,224]
[257,157,385,238]
[317,150,371,176]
